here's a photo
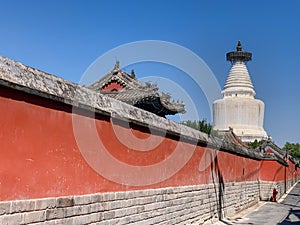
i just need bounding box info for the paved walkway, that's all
[214,182,300,225]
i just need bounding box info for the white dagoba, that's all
[213,41,268,142]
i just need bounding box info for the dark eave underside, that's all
[134,96,183,117]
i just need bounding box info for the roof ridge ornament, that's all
[131,69,135,78]
[114,60,120,70]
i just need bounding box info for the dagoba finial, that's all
[226,41,252,63]
[237,40,242,52]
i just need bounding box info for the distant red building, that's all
[88,61,185,117]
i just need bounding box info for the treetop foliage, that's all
[248,139,265,149]
[180,119,219,137]
[283,142,300,161]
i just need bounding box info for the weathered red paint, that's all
[101,81,124,91]
[259,156,300,182]
[0,86,299,201]
[260,160,285,181]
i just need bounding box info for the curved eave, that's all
[134,96,185,117]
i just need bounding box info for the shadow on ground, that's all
[219,219,254,225]
[277,209,300,225]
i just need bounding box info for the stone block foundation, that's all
[259,178,298,201]
[0,181,260,225]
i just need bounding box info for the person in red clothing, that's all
[271,188,278,202]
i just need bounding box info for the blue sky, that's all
[0,0,299,147]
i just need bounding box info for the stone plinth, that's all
[213,96,267,142]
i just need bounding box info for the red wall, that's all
[0,87,298,201]
[260,161,285,181]
[260,155,300,182]
[287,158,300,181]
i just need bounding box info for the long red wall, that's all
[0,86,299,201]
[260,154,300,182]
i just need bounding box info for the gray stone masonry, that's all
[259,178,297,201]
[0,182,260,225]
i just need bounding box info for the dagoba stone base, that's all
[213,97,268,143]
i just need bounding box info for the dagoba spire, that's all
[213,41,267,143]
[226,40,252,62]
[222,41,255,98]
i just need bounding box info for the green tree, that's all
[248,139,265,149]
[283,142,300,161]
[180,119,219,136]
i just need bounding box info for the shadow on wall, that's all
[210,151,225,220]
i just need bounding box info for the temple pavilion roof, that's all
[88,61,185,117]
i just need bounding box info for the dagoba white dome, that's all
[213,41,268,143]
